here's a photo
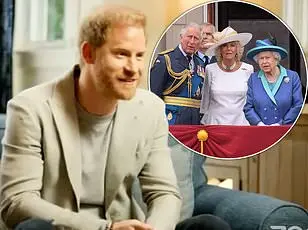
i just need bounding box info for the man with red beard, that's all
[0,5,181,230]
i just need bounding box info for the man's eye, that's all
[136,53,145,60]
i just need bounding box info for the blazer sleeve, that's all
[282,71,303,124]
[139,100,182,230]
[150,55,168,99]
[243,74,262,125]
[0,97,108,230]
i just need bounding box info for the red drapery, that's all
[169,125,291,158]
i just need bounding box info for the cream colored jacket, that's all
[0,68,181,230]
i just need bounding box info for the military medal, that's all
[197,65,205,78]
[167,112,173,121]
[195,86,201,97]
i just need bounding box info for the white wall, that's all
[13,0,82,95]
[282,0,308,54]
[13,0,167,95]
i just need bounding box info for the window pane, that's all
[48,0,64,40]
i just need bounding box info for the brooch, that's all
[284,77,290,83]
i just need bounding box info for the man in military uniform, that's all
[150,22,205,125]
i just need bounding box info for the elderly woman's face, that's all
[257,51,278,74]
[220,41,237,60]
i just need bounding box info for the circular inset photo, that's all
[148,0,307,159]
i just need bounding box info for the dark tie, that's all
[187,55,192,70]
[204,56,209,65]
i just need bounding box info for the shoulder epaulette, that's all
[159,48,174,55]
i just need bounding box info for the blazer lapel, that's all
[193,55,202,74]
[272,74,284,96]
[209,56,217,64]
[104,98,140,211]
[48,70,82,208]
[272,65,287,96]
[174,46,188,69]
[260,71,277,105]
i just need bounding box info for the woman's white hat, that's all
[205,26,252,56]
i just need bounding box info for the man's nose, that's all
[125,59,138,74]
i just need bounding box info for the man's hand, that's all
[112,220,154,230]
[202,42,215,49]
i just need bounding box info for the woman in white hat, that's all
[200,26,253,125]
[243,37,303,126]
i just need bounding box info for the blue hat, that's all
[246,38,288,61]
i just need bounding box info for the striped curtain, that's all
[0,0,14,113]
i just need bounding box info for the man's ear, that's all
[81,41,95,64]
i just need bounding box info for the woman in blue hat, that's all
[244,37,303,125]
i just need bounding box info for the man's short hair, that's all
[179,22,201,37]
[201,22,216,33]
[78,5,146,65]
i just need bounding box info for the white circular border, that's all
[147,0,308,160]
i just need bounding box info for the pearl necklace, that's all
[221,61,236,71]
[266,66,280,83]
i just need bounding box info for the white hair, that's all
[201,22,216,32]
[254,51,281,64]
[179,22,201,37]
[200,23,216,40]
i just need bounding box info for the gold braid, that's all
[162,54,192,96]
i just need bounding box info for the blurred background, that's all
[6,0,308,100]
[0,0,308,209]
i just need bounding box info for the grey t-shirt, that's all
[76,102,115,218]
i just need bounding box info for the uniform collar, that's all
[179,44,193,58]
[197,51,205,60]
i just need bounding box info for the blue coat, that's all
[197,51,217,64]
[243,66,303,125]
[150,46,205,125]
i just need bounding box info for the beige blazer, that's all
[0,69,182,230]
